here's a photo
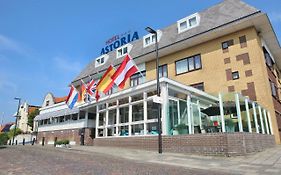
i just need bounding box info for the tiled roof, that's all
[72,0,260,84]
[54,96,68,104]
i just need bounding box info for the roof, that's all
[0,122,14,133]
[54,96,68,104]
[28,106,40,114]
[72,0,281,85]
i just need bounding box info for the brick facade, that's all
[94,133,275,156]
[37,128,94,146]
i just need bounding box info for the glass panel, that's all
[99,111,106,126]
[79,111,85,119]
[123,47,128,54]
[192,103,201,134]
[176,59,188,74]
[180,21,187,31]
[118,125,129,136]
[152,35,156,43]
[72,114,78,120]
[145,37,150,45]
[147,122,158,135]
[189,17,197,27]
[98,103,106,110]
[88,112,95,120]
[194,55,201,69]
[132,93,143,102]
[132,103,144,122]
[117,49,122,57]
[131,124,144,135]
[119,97,129,105]
[119,106,129,123]
[168,100,179,135]
[98,128,105,137]
[65,115,71,121]
[108,101,117,107]
[108,109,116,125]
[147,100,158,120]
[248,103,256,133]
[107,127,116,136]
[240,98,249,132]
[188,57,195,71]
[262,109,267,133]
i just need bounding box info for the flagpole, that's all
[128,54,145,79]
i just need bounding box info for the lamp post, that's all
[12,97,21,145]
[145,27,162,154]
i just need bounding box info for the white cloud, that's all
[269,12,281,23]
[53,56,83,74]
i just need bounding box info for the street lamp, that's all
[145,26,162,154]
[12,97,21,145]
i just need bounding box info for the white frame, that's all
[116,43,133,59]
[95,54,109,67]
[143,30,162,47]
[177,13,200,33]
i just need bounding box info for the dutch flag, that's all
[66,85,79,109]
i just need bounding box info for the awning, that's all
[34,108,79,121]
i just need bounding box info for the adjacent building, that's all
[16,102,40,133]
[35,0,280,155]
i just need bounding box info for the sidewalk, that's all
[70,145,281,175]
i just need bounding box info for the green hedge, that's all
[0,133,9,145]
[55,139,69,145]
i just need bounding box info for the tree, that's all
[0,132,9,145]
[7,128,22,139]
[28,109,39,131]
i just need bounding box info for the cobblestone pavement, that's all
[71,145,281,175]
[0,146,228,175]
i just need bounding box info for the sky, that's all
[0,0,281,124]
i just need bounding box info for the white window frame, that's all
[177,13,200,33]
[95,54,109,68]
[143,30,163,47]
[116,43,133,59]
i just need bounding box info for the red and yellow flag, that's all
[96,65,116,94]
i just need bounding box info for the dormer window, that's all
[95,55,109,67]
[116,44,133,59]
[177,13,200,33]
[143,30,162,47]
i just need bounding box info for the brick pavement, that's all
[71,145,281,175]
[0,146,228,175]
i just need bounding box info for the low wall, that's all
[37,128,94,146]
[94,133,275,156]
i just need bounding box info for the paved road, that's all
[0,146,227,175]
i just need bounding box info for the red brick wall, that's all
[94,133,275,156]
[37,128,94,146]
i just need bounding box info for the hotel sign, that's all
[100,31,139,55]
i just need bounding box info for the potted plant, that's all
[175,123,188,134]
[55,139,70,148]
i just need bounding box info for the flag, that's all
[111,54,138,89]
[86,79,97,96]
[78,82,87,102]
[96,65,116,94]
[95,89,100,102]
[66,85,79,109]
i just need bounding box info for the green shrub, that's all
[55,139,69,145]
[7,128,22,139]
[0,132,9,145]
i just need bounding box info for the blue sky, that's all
[0,0,281,124]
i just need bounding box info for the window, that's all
[191,82,204,91]
[130,71,146,87]
[95,55,108,67]
[177,13,200,33]
[270,80,277,97]
[221,39,234,50]
[143,30,162,47]
[132,103,144,122]
[46,100,49,106]
[147,101,158,119]
[116,44,132,58]
[119,106,129,123]
[159,64,168,78]
[263,47,274,67]
[239,35,247,48]
[175,54,201,75]
[232,71,239,80]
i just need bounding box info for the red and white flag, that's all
[111,54,138,89]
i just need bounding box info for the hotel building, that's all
[35,0,281,155]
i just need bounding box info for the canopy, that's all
[34,108,79,121]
